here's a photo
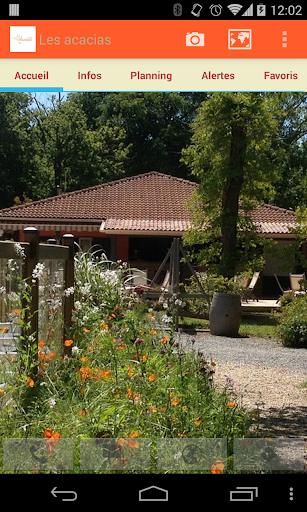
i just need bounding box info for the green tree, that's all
[0,92,34,208]
[182,92,280,278]
[31,93,129,196]
[72,92,206,179]
[270,93,307,209]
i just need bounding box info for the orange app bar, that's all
[0,20,305,58]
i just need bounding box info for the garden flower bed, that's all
[0,249,252,474]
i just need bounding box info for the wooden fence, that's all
[0,227,74,353]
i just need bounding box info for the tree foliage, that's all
[181,92,280,277]
[2,90,307,230]
[0,93,34,208]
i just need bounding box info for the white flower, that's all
[174,451,182,460]
[32,262,45,282]
[71,346,80,357]
[7,259,18,273]
[80,283,91,296]
[63,286,74,297]
[99,269,120,287]
[47,397,56,408]
[161,314,172,324]
[14,242,26,259]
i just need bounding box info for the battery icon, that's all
[257,3,266,15]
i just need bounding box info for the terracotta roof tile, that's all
[0,172,297,235]
[249,203,296,234]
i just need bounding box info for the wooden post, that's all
[172,238,181,330]
[22,227,39,363]
[62,234,74,354]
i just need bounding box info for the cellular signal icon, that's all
[242,3,253,15]
[227,4,243,15]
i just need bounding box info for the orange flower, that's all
[148,373,156,382]
[0,327,9,333]
[64,339,73,347]
[80,356,88,362]
[43,428,53,438]
[100,322,108,331]
[79,408,89,416]
[211,460,225,474]
[13,309,21,315]
[147,406,158,413]
[149,312,155,318]
[116,438,126,447]
[97,369,112,380]
[227,402,236,408]
[171,398,180,406]
[127,431,139,438]
[194,416,202,426]
[127,366,134,378]
[127,389,142,402]
[27,377,34,388]
[162,336,169,344]
[142,354,148,361]
[44,351,57,360]
[128,440,139,449]
[45,431,61,455]
[83,328,90,333]
[38,340,45,350]
[150,329,157,335]
[79,366,93,380]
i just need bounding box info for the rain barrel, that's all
[209,292,241,337]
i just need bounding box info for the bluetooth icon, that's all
[173,3,183,16]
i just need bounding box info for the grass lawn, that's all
[179,314,280,339]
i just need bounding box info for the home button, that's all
[139,485,168,501]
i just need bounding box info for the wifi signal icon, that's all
[227,3,243,15]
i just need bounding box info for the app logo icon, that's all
[186,32,205,46]
[10,26,36,52]
[228,29,252,49]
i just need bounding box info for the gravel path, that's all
[180,331,307,438]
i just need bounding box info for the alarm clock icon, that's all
[209,4,223,16]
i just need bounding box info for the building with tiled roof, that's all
[0,172,298,288]
[0,172,195,235]
[249,203,296,235]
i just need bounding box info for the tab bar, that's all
[0,58,305,91]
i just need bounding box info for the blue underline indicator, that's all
[0,87,64,92]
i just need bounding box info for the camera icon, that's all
[186,32,205,46]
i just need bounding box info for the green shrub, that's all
[278,294,307,347]
[183,272,245,316]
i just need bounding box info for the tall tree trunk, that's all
[220,122,247,278]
